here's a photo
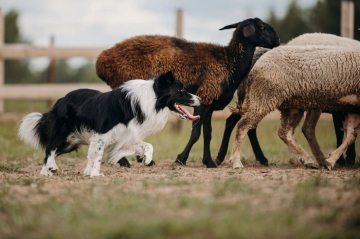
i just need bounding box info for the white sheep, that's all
[229,45,360,170]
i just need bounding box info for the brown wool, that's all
[96,35,244,105]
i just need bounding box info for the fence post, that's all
[47,35,56,107]
[172,9,184,132]
[0,8,4,113]
[341,0,354,39]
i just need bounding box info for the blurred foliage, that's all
[4,10,33,84]
[4,1,360,85]
[4,10,101,84]
[268,0,360,43]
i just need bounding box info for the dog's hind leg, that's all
[40,149,58,176]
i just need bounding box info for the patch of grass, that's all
[344,178,360,190]
[292,175,330,209]
[5,178,46,187]
[1,119,360,165]
[0,164,21,173]
[213,177,252,197]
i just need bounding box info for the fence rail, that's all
[0,8,112,113]
[0,45,106,59]
[0,84,110,100]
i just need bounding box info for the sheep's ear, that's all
[243,24,256,37]
[156,71,175,89]
[219,22,239,30]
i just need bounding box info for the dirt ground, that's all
[1,158,360,239]
[1,118,360,238]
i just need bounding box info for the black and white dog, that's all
[18,71,201,177]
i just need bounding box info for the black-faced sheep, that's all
[216,33,360,168]
[96,18,280,168]
[229,45,360,170]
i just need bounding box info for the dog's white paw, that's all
[143,153,153,165]
[90,171,105,177]
[47,162,59,173]
[40,165,53,176]
[83,163,92,176]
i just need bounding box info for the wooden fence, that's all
[0,8,110,113]
[0,2,356,116]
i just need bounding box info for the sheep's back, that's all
[246,45,360,112]
[288,33,360,49]
[96,35,231,105]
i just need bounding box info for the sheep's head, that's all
[153,71,201,121]
[220,18,280,49]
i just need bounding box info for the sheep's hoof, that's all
[257,157,269,167]
[214,158,223,166]
[233,161,244,169]
[205,160,217,168]
[323,161,333,171]
[336,155,345,167]
[305,163,319,169]
[117,157,131,168]
[146,161,156,167]
[174,159,186,166]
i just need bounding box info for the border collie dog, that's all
[18,71,201,177]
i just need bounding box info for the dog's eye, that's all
[259,25,264,30]
[178,89,185,93]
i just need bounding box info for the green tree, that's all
[309,0,341,35]
[267,9,281,34]
[278,1,312,42]
[4,10,33,84]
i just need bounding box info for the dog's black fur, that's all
[19,71,201,175]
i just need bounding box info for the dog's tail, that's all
[18,112,44,149]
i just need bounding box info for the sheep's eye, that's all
[178,89,185,93]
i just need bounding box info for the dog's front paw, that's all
[40,165,53,177]
[90,172,105,177]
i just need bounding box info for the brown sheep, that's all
[96,18,280,168]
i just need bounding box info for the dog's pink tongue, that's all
[178,105,200,121]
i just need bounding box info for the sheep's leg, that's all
[216,113,241,165]
[229,111,267,169]
[216,113,268,166]
[202,109,217,168]
[278,109,318,169]
[247,127,269,166]
[175,106,206,166]
[302,110,326,166]
[333,112,356,166]
[324,113,360,170]
[345,143,356,166]
[332,112,346,166]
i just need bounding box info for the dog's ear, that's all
[156,71,175,90]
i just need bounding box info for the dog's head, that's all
[153,71,201,121]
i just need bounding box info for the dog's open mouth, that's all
[174,103,200,121]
